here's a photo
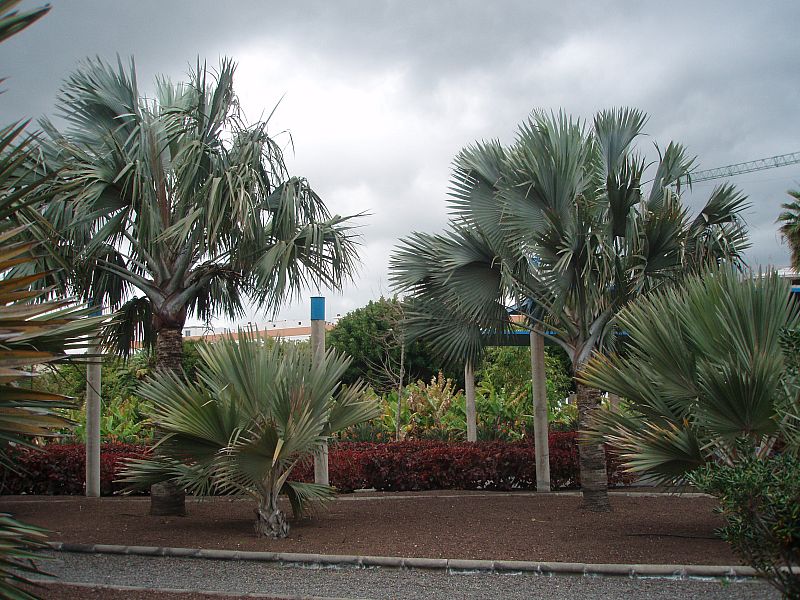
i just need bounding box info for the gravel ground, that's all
[3,493,737,565]
[32,552,778,600]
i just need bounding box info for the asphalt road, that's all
[33,551,779,600]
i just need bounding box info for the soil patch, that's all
[2,491,737,565]
[28,583,279,600]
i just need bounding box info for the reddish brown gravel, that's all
[2,491,739,566]
[28,583,281,600]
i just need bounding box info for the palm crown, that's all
[35,57,359,365]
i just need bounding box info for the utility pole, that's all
[464,361,477,442]
[530,328,550,492]
[311,296,329,486]
[85,301,101,497]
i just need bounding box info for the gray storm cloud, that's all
[1,0,797,323]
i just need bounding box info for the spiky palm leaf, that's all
[36,57,360,362]
[119,331,380,536]
[579,268,799,485]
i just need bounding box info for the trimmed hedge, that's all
[1,443,149,496]
[0,434,632,496]
[296,433,632,492]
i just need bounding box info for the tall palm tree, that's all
[35,57,359,369]
[391,108,749,511]
[777,190,800,271]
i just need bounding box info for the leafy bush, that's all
[478,345,573,411]
[296,435,632,491]
[1,444,148,496]
[32,342,210,445]
[1,436,632,496]
[690,453,800,598]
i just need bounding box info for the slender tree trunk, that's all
[396,339,405,441]
[255,494,289,538]
[465,361,477,442]
[530,330,550,492]
[575,380,611,511]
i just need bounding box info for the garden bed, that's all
[2,491,738,566]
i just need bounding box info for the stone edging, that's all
[46,541,762,580]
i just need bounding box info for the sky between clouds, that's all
[1,0,798,326]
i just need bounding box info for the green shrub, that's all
[690,453,800,598]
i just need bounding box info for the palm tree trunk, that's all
[151,321,186,515]
[255,494,289,538]
[156,324,184,372]
[575,380,611,511]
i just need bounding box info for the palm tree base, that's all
[579,488,612,512]
[255,505,289,538]
[149,481,186,516]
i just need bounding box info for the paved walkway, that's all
[36,551,778,600]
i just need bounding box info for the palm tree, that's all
[579,267,799,482]
[119,331,381,538]
[777,190,800,271]
[35,57,359,370]
[391,109,749,511]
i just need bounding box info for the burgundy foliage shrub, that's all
[1,434,631,496]
[295,433,632,492]
[1,443,149,496]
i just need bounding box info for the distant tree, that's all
[478,345,573,410]
[328,298,460,391]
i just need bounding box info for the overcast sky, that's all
[1,1,798,326]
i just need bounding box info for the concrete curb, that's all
[45,541,765,580]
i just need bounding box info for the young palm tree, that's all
[36,57,359,369]
[777,190,800,271]
[391,109,749,511]
[579,268,799,482]
[119,331,381,538]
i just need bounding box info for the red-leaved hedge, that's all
[0,433,632,496]
[1,443,149,496]
[295,433,632,491]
